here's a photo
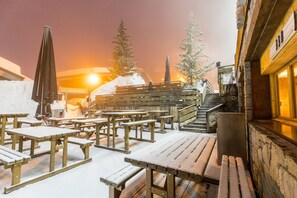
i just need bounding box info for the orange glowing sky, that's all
[0,0,237,84]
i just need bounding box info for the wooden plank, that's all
[203,142,221,184]
[101,164,142,187]
[229,156,240,198]
[0,149,23,163]
[218,155,228,198]
[121,120,156,127]
[0,152,15,165]
[0,145,30,160]
[68,137,93,146]
[236,157,252,198]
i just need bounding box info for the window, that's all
[277,68,290,117]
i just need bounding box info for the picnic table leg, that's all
[11,134,17,150]
[112,116,116,148]
[50,138,57,172]
[13,116,18,128]
[146,168,153,198]
[124,126,130,153]
[171,118,174,129]
[0,117,6,145]
[95,124,102,145]
[30,140,35,155]
[18,136,24,153]
[62,137,68,167]
[140,124,143,139]
[150,123,155,142]
[160,118,165,133]
[167,173,175,198]
[107,116,110,147]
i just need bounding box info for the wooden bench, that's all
[100,164,143,198]
[121,120,156,144]
[17,119,43,127]
[159,115,175,133]
[0,145,30,189]
[68,137,93,160]
[218,155,255,198]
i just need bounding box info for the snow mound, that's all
[0,81,38,118]
[90,73,145,101]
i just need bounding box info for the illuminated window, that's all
[277,68,290,117]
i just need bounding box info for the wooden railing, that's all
[206,104,224,132]
[178,104,197,129]
[96,89,201,108]
[115,81,184,94]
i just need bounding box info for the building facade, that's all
[235,0,297,197]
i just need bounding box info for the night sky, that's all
[0,0,237,83]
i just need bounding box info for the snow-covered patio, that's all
[0,127,216,198]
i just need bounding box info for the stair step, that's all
[186,124,206,128]
[180,127,207,133]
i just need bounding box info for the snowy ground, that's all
[0,126,215,198]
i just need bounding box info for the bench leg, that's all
[81,146,90,160]
[109,186,121,198]
[11,164,21,185]
[30,140,35,156]
[62,137,68,167]
[50,138,57,172]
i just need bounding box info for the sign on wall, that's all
[270,12,297,60]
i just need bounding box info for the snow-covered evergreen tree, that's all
[176,13,214,85]
[109,20,136,79]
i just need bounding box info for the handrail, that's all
[178,104,196,113]
[206,103,224,132]
[177,104,197,129]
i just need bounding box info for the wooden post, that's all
[11,134,16,150]
[146,168,153,198]
[82,146,89,160]
[62,137,68,167]
[13,116,18,128]
[161,119,165,133]
[171,117,174,129]
[50,138,57,172]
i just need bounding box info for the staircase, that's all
[180,93,222,133]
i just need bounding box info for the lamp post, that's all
[87,73,100,115]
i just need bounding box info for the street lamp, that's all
[87,74,100,115]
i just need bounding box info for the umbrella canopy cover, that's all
[164,56,171,83]
[32,26,58,116]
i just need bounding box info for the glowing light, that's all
[87,73,100,85]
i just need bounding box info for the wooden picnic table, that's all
[47,116,85,126]
[0,112,29,145]
[147,110,168,119]
[99,111,148,153]
[6,126,80,172]
[5,126,93,193]
[124,133,217,198]
[72,118,108,139]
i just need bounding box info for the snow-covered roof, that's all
[0,57,28,80]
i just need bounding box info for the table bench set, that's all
[101,133,256,198]
[0,110,175,193]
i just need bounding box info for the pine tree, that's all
[176,13,214,85]
[109,20,136,79]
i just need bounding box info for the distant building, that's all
[0,57,29,81]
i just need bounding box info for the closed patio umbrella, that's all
[164,56,171,83]
[31,26,58,117]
